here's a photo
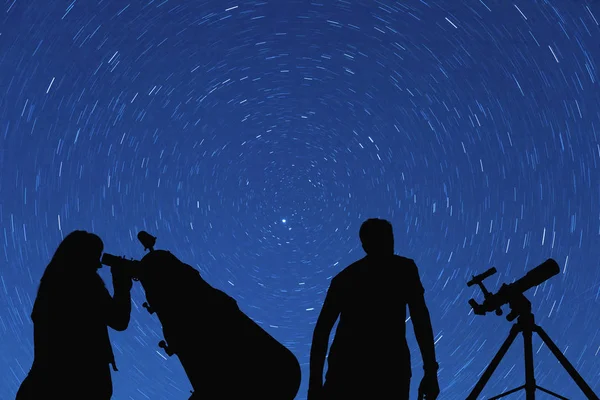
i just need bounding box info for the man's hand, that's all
[307,383,323,400]
[418,372,440,400]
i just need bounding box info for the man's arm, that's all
[309,280,341,389]
[407,262,439,374]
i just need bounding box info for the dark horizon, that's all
[3,0,600,399]
[9,231,600,399]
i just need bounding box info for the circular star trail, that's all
[2,1,600,399]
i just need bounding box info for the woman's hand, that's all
[111,266,133,292]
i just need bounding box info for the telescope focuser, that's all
[467,267,503,316]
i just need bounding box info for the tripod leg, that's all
[533,325,600,400]
[466,324,521,400]
[522,325,536,400]
[535,386,569,399]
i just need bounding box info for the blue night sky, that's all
[2,0,600,399]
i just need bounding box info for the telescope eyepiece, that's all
[101,253,127,268]
[101,253,141,280]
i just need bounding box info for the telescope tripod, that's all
[467,293,599,400]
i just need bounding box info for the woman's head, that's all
[33,230,104,320]
[48,230,104,273]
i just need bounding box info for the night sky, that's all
[1,0,600,399]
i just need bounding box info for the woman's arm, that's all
[102,269,132,331]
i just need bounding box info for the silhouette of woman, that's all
[16,230,132,400]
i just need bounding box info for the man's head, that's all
[359,218,394,256]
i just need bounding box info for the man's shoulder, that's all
[334,255,416,279]
[332,258,365,282]
[391,256,421,279]
[393,255,416,265]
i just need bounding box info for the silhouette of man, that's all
[308,218,440,399]
[16,230,132,400]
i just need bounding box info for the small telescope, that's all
[468,259,559,320]
[466,258,599,399]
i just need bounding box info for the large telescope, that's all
[99,230,302,400]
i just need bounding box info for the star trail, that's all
[2,0,600,398]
